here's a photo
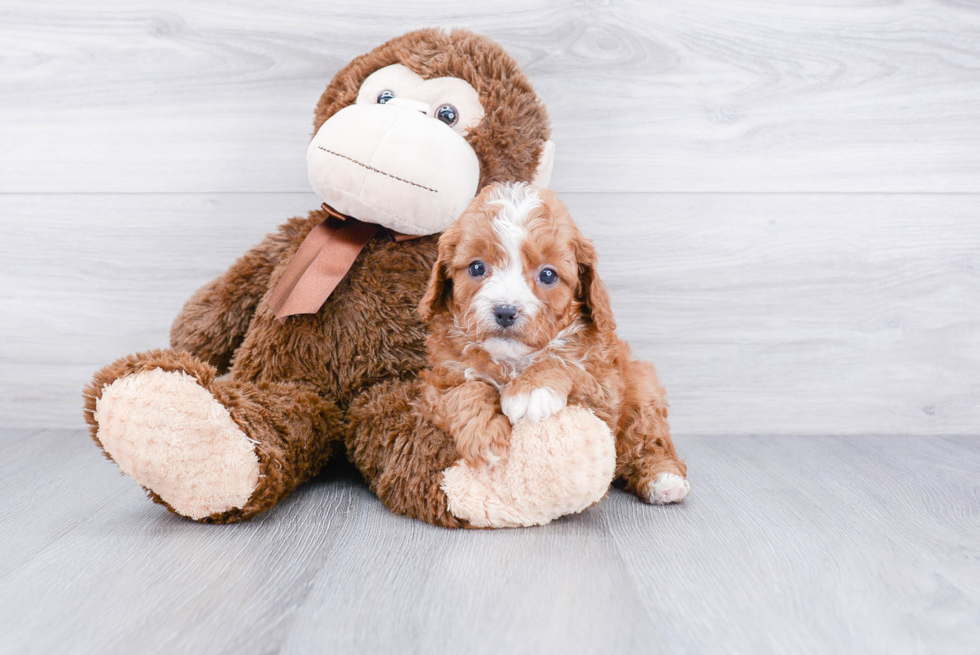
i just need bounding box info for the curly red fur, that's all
[419,184,687,498]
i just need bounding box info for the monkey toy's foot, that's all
[86,349,344,523]
[85,351,261,521]
[441,406,617,528]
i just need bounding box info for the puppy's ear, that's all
[575,236,616,334]
[418,224,458,323]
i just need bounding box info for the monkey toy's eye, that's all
[377,90,395,104]
[538,268,558,285]
[435,103,458,127]
[468,261,486,278]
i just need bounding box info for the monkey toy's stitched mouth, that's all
[306,101,481,235]
[317,147,439,194]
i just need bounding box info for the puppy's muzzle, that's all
[493,304,519,328]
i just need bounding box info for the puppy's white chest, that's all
[481,338,535,376]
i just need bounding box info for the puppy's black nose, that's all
[493,304,519,328]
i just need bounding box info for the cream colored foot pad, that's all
[94,369,260,519]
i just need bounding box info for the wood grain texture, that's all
[2,192,977,435]
[566,192,980,436]
[0,430,977,654]
[2,0,980,193]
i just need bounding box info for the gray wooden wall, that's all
[2,0,978,434]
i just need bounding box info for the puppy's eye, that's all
[377,90,395,104]
[538,268,558,285]
[467,261,486,278]
[435,104,458,127]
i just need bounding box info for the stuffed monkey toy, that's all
[84,28,623,528]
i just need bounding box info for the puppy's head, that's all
[419,182,614,355]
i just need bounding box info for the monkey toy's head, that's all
[307,28,554,236]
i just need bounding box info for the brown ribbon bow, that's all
[267,203,421,324]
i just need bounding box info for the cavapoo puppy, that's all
[418,182,690,504]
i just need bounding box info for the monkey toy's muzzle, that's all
[306,103,481,236]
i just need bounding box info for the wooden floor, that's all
[0,429,977,654]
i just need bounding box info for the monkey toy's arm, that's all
[170,217,307,374]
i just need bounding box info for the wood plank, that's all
[2,192,977,435]
[601,434,980,654]
[0,428,133,580]
[0,448,370,653]
[0,192,318,429]
[282,489,653,654]
[2,0,979,193]
[0,430,977,653]
[565,192,980,436]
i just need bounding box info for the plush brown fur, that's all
[419,184,687,498]
[84,347,346,521]
[82,29,550,525]
[347,379,464,528]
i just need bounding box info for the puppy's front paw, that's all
[526,387,567,423]
[501,387,567,425]
[500,391,529,425]
[455,413,512,467]
[645,472,691,504]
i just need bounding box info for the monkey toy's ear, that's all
[418,224,459,323]
[531,140,556,188]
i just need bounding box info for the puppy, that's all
[418,182,690,504]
